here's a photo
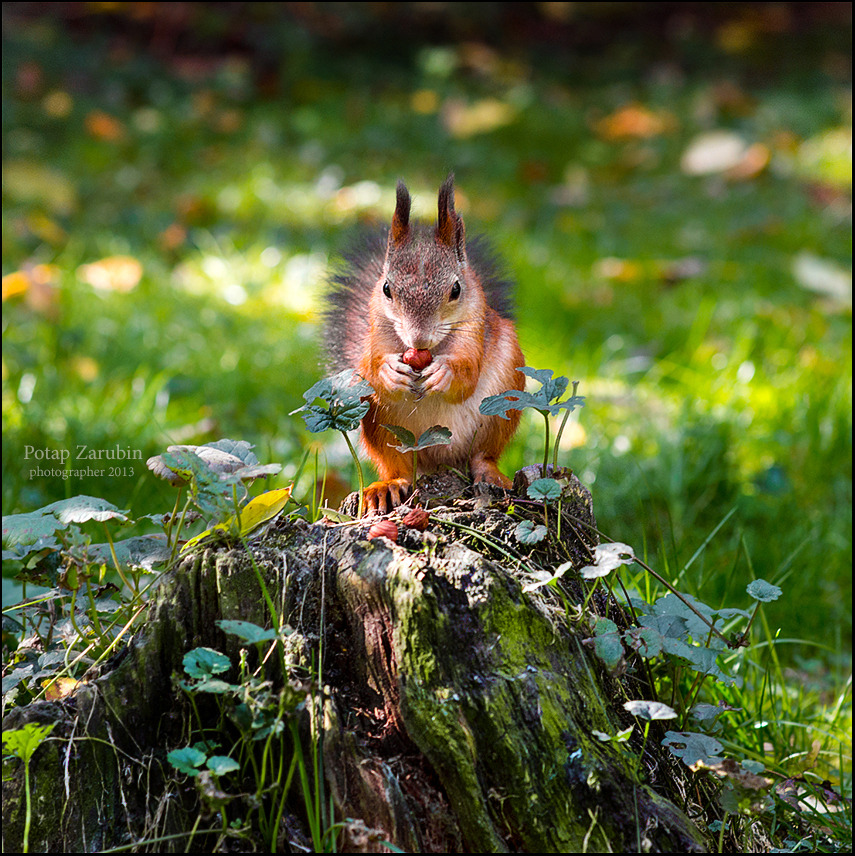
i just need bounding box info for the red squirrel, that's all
[324,175,525,513]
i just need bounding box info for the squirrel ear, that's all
[436,173,466,260]
[389,180,411,247]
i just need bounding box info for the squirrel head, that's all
[375,174,486,352]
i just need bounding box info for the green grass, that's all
[2,6,851,837]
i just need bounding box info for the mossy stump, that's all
[2,471,707,852]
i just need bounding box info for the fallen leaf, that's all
[681,130,750,175]
[792,253,851,307]
[85,110,126,142]
[78,256,143,293]
[594,104,674,140]
[442,97,516,138]
[43,677,83,700]
[3,160,78,215]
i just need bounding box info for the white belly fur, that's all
[374,336,518,472]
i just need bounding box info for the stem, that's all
[169,493,195,566]
[413,448,418,491]
[553,397,575,472]
[165,488,182,548]
[103,522,136,595]
[23,757,31,854]
[341,431,365,517]
[541,410,550,478]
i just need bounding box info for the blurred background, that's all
[2,3,851,660]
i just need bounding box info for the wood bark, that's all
[2,473,708,852]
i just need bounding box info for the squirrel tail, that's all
[322,229,386,375]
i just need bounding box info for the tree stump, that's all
[2,472,708,852]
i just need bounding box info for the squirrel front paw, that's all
[416,355,453,396]
[378,354,420,395]
[362,478,411,514]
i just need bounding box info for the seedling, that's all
[382,424,452,493]
[3,722,55,854]
[479,366,585,478]
[291,370,374,517]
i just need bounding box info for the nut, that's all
[402,348,432,371]
[402,507,430,531]
[367,520,399,542]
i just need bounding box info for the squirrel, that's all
[323,174,526,513]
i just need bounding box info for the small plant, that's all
[382,424,452,494]
[2,721,56,854]
[168,621,338,852]
[480,366,585,478]
[146,439,285,558]
[0,441,289,709]
[291,370,375,517]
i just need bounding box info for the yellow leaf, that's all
[2,271,30,301]
[43,677,83,700]
[442,97,516,139]
[238,487,293,536]
[181,487,293,553]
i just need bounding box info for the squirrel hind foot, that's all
[470,458,513,490]
[362,478,412,515]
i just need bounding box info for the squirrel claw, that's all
[362,478,411,515]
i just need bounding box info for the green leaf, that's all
[67,535,171,571]
[2,496,130,548]
[206,755,240,776]
[580,542,635,579]
[623,699,678,721]
[527,478,562,501]
[661,731,725,768]
[623,625,664,658]
[2,721,55,761]
[690,703,726,724]
[590,617,624,670]
[183,677,239,694]
[382,424,416,448]
[148,441,279,487]
[746,579,782,602]
[514,519,548,544]
[216,620,278,644]
[518,366,569,404]
[479,389,541,419]
[522,560,574,592]
[167,746,207,776]
[480,367,586,419]
[2,511,67,547]
[291,370,374,434]
[384,424,453,452]
[183,647,231,679]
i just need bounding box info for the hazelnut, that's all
[367,520,399,542]
[402,348,432,371]
[402,507,430,531]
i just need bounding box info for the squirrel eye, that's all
[449,281,461,301]
[382,282,392,299]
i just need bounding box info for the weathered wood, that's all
[2,474,708,852]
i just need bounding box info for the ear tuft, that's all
[436,173,465,260]
[390,180,411,246]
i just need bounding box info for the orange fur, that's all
[339,177,526,513]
